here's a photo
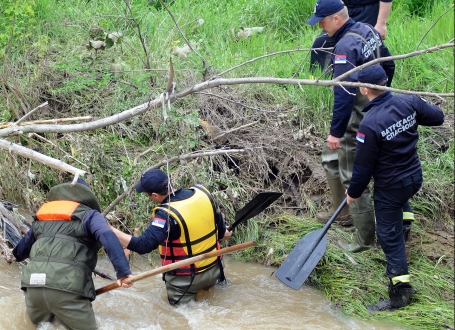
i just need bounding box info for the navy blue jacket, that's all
[128,188,227,254]
[330,19,395,138]
[344,0,392,6]
[347,92,444,198]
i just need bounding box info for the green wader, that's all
[322,89,375,252]
[24,287,97,330]
[163,261,222,305]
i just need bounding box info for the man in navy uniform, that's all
[310,0,393,74]
[346,64,444,310]
[307,0,395,252]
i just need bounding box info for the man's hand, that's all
[117,274,134,288]
[220,229,233,241]
[327,135,342,150]
[345,190,359,205]
[124,248,131,259]
[374,23,387,40]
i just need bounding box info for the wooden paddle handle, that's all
[95,241,256,296]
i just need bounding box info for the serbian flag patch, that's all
[334,54,347,64]
[152,217,166,228]
[356,132,365,143]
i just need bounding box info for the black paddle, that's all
[275,198,347,290]
[228,191,282,231]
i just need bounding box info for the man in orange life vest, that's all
[110,169,233,305]
[12,178,133,330]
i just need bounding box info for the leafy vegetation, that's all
[0,0,453,329]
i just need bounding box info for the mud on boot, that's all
[317,209,352,226]
[388,282,416,308]
[316,173,353,226]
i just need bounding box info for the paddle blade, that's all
[229,192,282,231]
[275,229,327,290]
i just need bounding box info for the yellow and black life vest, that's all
[157,185,220,276]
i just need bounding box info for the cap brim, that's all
[307,15,324,26]
[135,182,145,193]
[350,71,360,81]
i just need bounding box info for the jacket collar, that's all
[333,18,356,42]
[363,92,393,112]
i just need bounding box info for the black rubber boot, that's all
[389,282,415,308]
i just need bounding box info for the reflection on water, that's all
[0,254,405,330]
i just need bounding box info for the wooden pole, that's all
[95,241,256,296]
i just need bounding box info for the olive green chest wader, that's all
[22,200,101,301]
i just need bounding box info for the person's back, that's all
[346,64,444,310]
[110,169,232,305]
[353,93,444,189]
[13,180,132,330]
[157,185,220,275]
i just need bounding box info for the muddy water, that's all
[0,254,406,330]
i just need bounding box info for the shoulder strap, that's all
[345,25,381,60]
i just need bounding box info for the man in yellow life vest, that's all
[12,178,133,330]
[110,169,233,305]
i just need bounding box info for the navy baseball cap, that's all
[351,64,388,86]
[307,0,345,25]
[136,169,169,195]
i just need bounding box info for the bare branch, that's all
[0,138,86,177]
[416,5,454,50]
[215,48,322,79]
[159,0,204,60]
[15,102,48,125]
[334,43,454,82]
[102,148,246,215]
[213,121,259,141]
[0,116,93,129]
[134,147,156,165]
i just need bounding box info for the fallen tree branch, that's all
[0,138,86,177]
[334,42,454,82]
[213,121,259,141]
[0,43,452,138]
[15,102,49,125]
[0,116,93,129]
[103,148,246,215]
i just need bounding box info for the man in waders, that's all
[346,64,444,310]
[110,169,233,305]
[12,179,133,330]
[310,0,393,75]
[309,0,415,254]
[307,0,395,252]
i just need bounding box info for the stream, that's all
[0,253,407,330]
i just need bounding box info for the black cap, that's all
[307,0,345,26]
[136,169,169,195]
[351,64,388,86]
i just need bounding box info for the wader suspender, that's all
[345,25,381,61]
